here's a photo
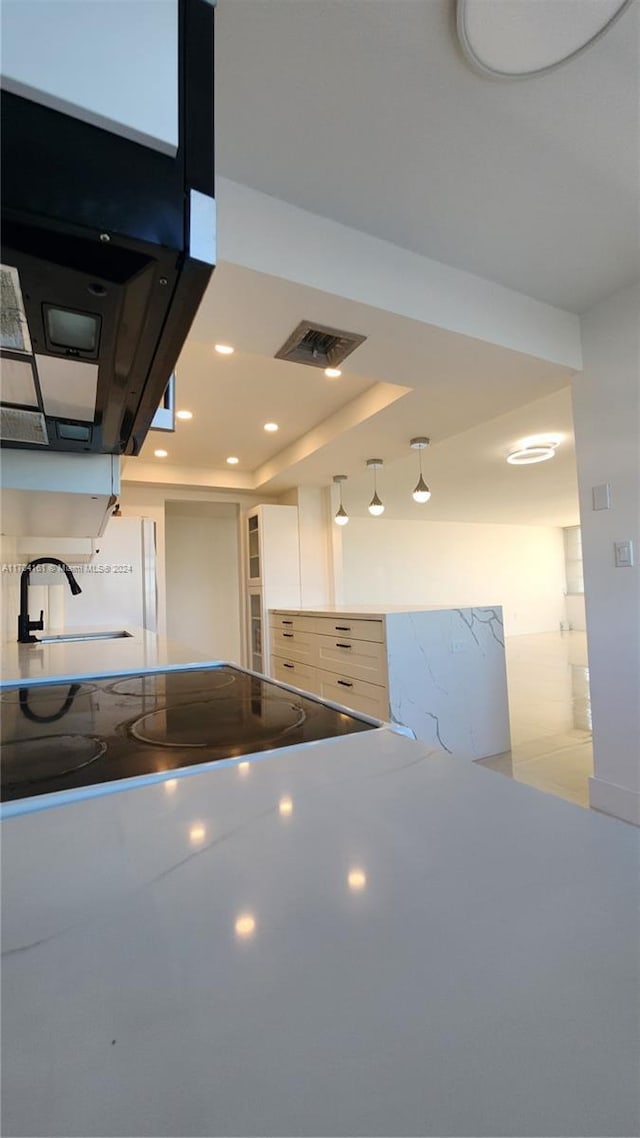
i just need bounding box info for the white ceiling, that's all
[135,264,579,524]
[215,0,639,313]
[133,0,639,527]
[333,387,579,527]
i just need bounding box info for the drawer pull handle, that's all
[282,620,293,625]
[282,633,294,639]
[335,625,351,631]
[337,679,353,688]
[283,663,294,669]
[335,642,352,649]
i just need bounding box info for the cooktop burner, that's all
[2,735,108,784]
[1,666,376,807]
[130,696,305,749]
[108,670,237,698]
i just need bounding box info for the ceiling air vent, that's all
[275,321,366,369]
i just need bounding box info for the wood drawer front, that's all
[272,658,318,692]
[311,616,384,643]
[316,668,388,720]
[315,633,386,685]
[270,612,317,635]
[271,627,317,666]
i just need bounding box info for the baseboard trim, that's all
[589,776,640,826]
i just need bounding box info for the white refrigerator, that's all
[23,517,157,634]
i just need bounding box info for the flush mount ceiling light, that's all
[366,459,385,516]
[507,433,561,465]
[176,409,192,420]
[333,474,349,526]
[507,445,556,465]
[456,0,634,79]
[410,437,432,503]
[214,343,234,355]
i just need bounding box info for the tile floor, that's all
[478,631,593,809]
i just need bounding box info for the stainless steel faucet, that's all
[18,558,82,644]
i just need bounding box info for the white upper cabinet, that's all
[1,0,179,155]
[1,451,120,538]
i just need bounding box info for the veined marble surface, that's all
[385,606,510,759]
[2,729,638,1138]
[272,603,504,618]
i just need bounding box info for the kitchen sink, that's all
[38,631,133,644]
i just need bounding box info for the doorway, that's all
[164,501,242,663]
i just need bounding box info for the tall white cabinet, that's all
[245,505,300,675]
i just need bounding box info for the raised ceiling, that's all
[131,0,639,526]
[215,0,639,313]
[329,387,579,527]
[134,264,579,524]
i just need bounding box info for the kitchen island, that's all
[2,704,639,1137]
[1,636,639,1138]
[271,604,510,759]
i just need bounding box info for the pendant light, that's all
[366,459,385,516]
[333,474,349,525]
[410,437,431,503]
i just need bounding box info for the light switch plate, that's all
[593,483,611,510]
[614,540,634,568]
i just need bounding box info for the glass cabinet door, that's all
[249,591,262,672]
[248,515,260,580]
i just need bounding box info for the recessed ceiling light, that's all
[214,343,234,355]
[234,912,256,939]
[176,409,192,420]
[348,868,367,892]
[264,422,279,432]
[226,456,239,465]
[324,367,342,379]
[154,449,168,458]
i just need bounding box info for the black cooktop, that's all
[0,666,376,805]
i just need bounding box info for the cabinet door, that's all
[248,590,263,673]
[247,514,261,582]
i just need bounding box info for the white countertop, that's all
[271,603,503,618]
[2,724,638,1137]
[0,626,216,686]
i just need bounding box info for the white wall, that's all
[0,535,20,644]
[565,594,587,631]
[279,486,334,607]
[165,504,241,663]
[0,532,70,643]
[572,283,640,825]
[340,518,567,636]
[119,482,280,640]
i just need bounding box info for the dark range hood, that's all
[0,0,215,456]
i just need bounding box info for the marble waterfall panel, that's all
[384,607,510,760]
